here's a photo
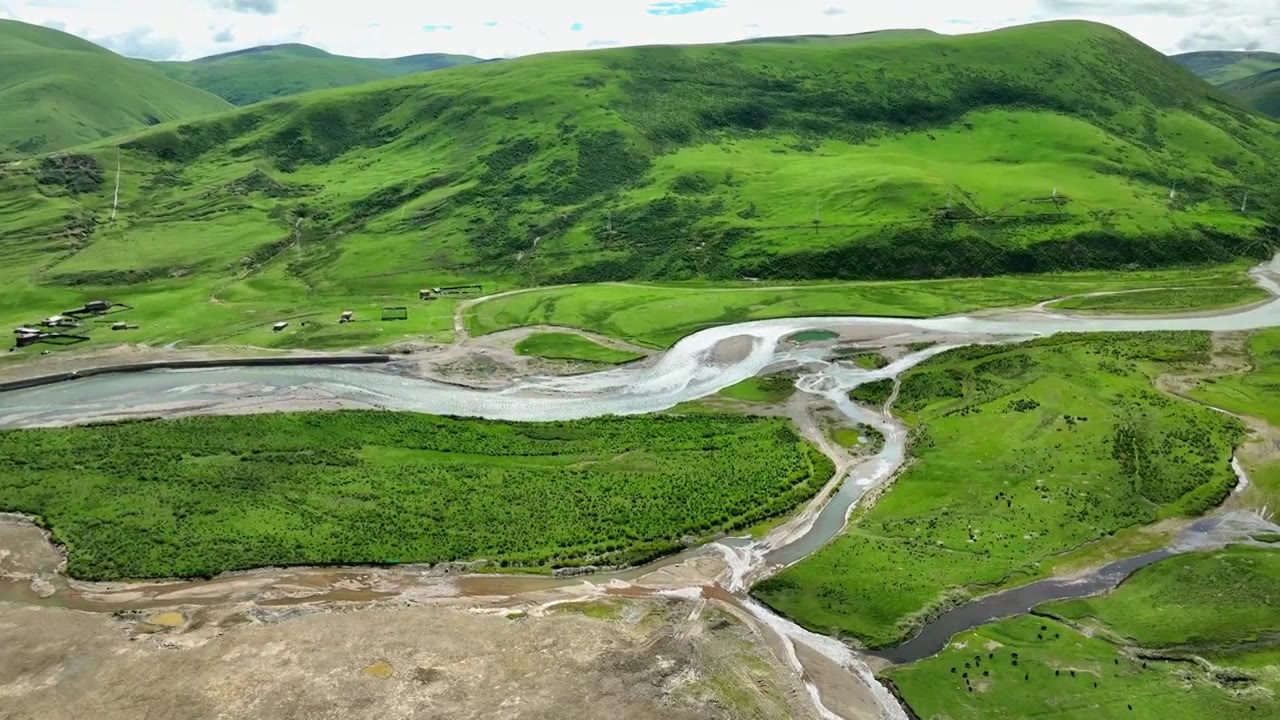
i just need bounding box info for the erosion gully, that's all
[5,256,1280,720]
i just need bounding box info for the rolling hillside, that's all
[1221,68,1280,118]
[1171,50,1280,84]
[151,44,482,106]
[2,20,1278,350]
[0,19,233,156]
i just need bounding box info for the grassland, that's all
[719,373,798,403]
[151,44,479,106]
[0,411,832,580]
[0,20,233,156]
[1044,546,1280,651]
[753,332,1245,648]
[1047,285,1269,313]
[1192,328,1280,426]
[2,20,1278,358]
[889,546,1280,718]
[884,614,1279,720]
[464,265,1257,347]
[512,332,643,364]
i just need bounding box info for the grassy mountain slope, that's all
[151,44,481,106]
[1171,50,1280,84]
[2,20,1278,351]
[1220,68,1280,118]
[0,19,233,156]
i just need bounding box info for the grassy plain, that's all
[1047,285,1269,313]
[512,332,643,364]
[718,373,798,403]
[754,332,1245,648]
[885,614,1279,720]
[0,20,232,156]
[464,265,1256,347]
[1192,328,1280,426]
[3,21,1278,359]
[1044,546,1280,650]
[0,412,832,580]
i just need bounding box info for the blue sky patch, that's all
[422,25,454,32]
[646,0,726,17]
[484,21,498,27]
[570,22,584,32]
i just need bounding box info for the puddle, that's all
[147,611,185,627]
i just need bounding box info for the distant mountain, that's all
[0,19,233,156]
[1221,68,1280,118]
[3,17,1276,331]
[731,28,939,46]
[1170,50,1280,117]
[151,44,482,106]
[1170,51,1280,85]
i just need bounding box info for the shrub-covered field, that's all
[0,412,832,580]
[512,332,643,364]
[848,379,895,408]
[754,332,1245,648]
[884,613,1279,720]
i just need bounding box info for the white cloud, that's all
[0,0,1274,61]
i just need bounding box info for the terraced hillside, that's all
[2,20,1279,349]
[0,19,233,156]
[150,44,482,106]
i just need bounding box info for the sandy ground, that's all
[0,517,864,720]
[0,597,813,720]
[384,326,656,389]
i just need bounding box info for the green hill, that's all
[2,20,1278,349]
[0,19,233,156]
[1221,68,1280,118]
[151,44,482,106]
[1170,50,1280,84]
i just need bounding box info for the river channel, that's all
[5,257,1280,720]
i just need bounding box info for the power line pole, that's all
[1241,191,1249,213]
[110,147,121,223]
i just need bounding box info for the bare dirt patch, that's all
[0,598,812,720]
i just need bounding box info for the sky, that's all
[0,0,1275,62]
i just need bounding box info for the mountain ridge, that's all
[0,19,234,157]
[152,44,482,105]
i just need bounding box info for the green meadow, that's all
[754,333,1245,648]
[885,613,1278,720]
[513,332,644,364]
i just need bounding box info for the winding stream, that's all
[5,256,1280,720]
